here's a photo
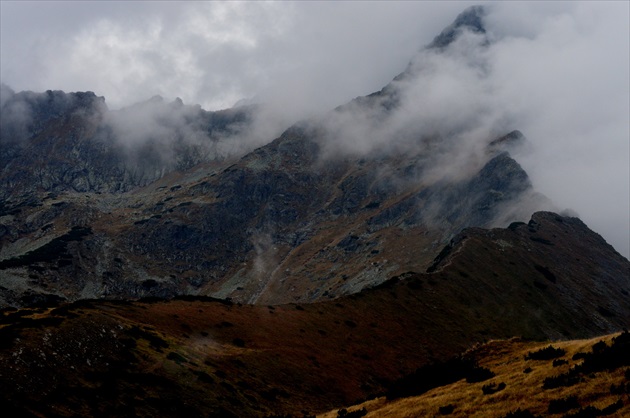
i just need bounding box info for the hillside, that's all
[318,332,630,418]
[1,212,628,417]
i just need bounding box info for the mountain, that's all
[0,212,628,417]
[0,86,257,196]
[0,111,545,307]
[0,6,560,308]
[1,5,629,417]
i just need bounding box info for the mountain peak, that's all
[428,5,486,49]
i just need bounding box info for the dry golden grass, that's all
[319,334,629,418]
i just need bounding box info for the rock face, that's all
[0,88,256,198]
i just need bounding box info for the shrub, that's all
[141,279,158,289]
[0,226,92,270]
[530,236,554,245]
[562,405,602,418]
[577,332,630,373]
[609,382,628,394]
[482,382,506,395]
[387,357,493,399]
[503,409,540,418]
[194,371,214,384]
[337,408,367,418]
[508,222,526,230]
[548,396,580,414]
[525,345,566,360]
[439,404,455,415]
[601,400,623,415]
[261,388,290,401]
[592,340,607,354]
[466,366,495,383]
[553,359,569,367]
[542,373,580,389]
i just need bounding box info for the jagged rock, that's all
[428,5,487,49]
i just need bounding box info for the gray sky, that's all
[1,1,628,258]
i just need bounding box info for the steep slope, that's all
[1,212,628,417]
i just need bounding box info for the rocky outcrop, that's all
[428,5,487,49]
[0,89,257,199]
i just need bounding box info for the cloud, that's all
[0,2,468,111]
[308,3,629,256]
[487,2,630,258]
[1,2,628,257]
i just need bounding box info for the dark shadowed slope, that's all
[1,211,628,417]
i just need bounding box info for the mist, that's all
[1,2,628,257]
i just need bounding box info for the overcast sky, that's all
[1,1,628,258]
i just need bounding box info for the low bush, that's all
[544,332,630,390]
[466,366,495,383]
[548,396,580,414]
[525,345,566,360]
[553,359,569,367]
[439,404,455,415]
[543,373,581,389]
[337,408,367,418]
[561,405,602,418]
[387,357,494,399]
[482,382,506,395]
[503,408,540,418]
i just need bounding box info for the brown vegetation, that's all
[318,333,630,417]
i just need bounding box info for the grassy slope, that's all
[319,333,629,418]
